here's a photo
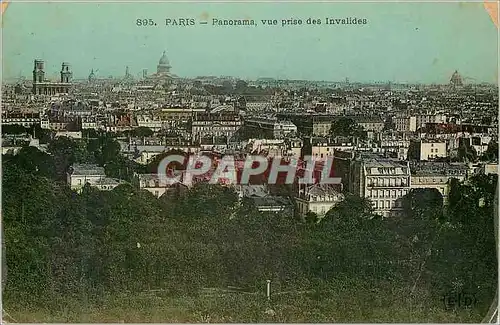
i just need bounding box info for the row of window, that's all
[366,189,409,198]
[194,127,238,131]
[372,200,402,209]
[429,148,442,153]
[299,202,330,215]
[314,153,334,158]
[366,177,409,187]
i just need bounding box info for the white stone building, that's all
[295,183,344,218]
[67,164,124,193]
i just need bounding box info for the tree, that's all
[402,188,444,220]
[481,139,498,161]
[329,117,366,139]
[29,124,55,143]
[383,118,396,131]
[131,127,154,138]
[2,125,27,135]
[457,141,478,163]
[48,137,94,179]
[146,149,188,173]
[179,183,239,220]
[305,211,319,224]
[3,147,56,179]
[324,194,376,226]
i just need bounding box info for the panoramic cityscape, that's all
[2,49,498,322]
[1,1,498,323]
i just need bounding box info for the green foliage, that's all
[481,139,498,161]
[48,137,94,179]
[2,124,28,135]
[402,188,444,220]
[329,117,366,139]
[3,146,56,179]
[324,194,377,226]
[146,149,187,173]
[457,141,478,163]
[130,127,154,138]
[305,211,319,224]
[2,137,497,322]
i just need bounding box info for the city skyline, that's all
[2,2,498,84]
[7,53,500,86]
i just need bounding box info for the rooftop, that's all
[69,164,105,176]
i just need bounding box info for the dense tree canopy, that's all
[2,136,497,322]
[329,117,366,139]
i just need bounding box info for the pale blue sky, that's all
[2,1,498,83]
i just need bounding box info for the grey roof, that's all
[70,164,105,176]
[252,196,290,207]
[240,185,269,198]
[306,184,343,197]
[94,177,124,185]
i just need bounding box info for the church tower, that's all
[88,69,96,82]
[60,62,72,83]
[32,59,45,94]
[33,59,45,83]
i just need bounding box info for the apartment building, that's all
[191,112,242,141]
[410,162,469,205]
[244,116,297,139]
[295,183,344,218]
[394,116,417,132]
[354,116,385,133]
[135,173,188,198]
[362,158,411,217]
[136,114,163,131]
[2,112,41,127]
[334,151,411,218]
[408,140,447,161]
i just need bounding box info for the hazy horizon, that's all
[2,1,498,84]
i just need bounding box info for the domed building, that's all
[450,70,463,87]
[157,51,171,75]
[145,51,177,83]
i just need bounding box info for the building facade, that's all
[32,60,72,95]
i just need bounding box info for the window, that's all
[154,191,159,197]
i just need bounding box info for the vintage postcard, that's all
[1,0,498,323]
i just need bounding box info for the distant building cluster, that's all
[3,55,498,219]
